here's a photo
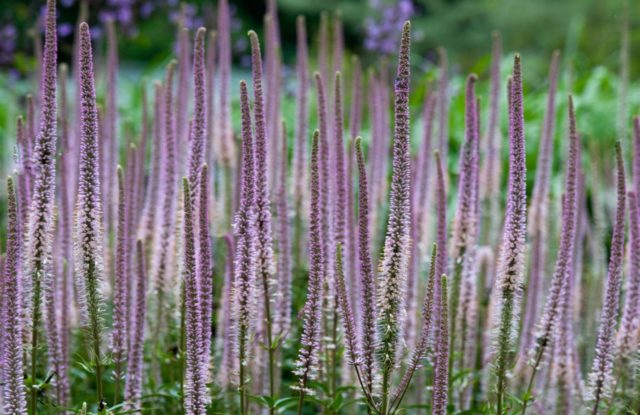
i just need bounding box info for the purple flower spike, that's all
[335,243,359,367]
[75,21,107,408]
[616,191,640,362]
[493,55,527,414]
[333,71,346,253]
[124,241,148,410]
[206,30,217,168]
[293,131,323,397]
[482,31,502,225]
[153,61,177,340]
[182,178,207,415]
[188,27,207,210]
[198,164,213,372]
[436,47,449,165]
[276,122,292,333]
[392,244,438,411]
[3,177,28,415]
[112,166,128,395]
[293,15,309,212]
[355,137,377,394]
[248,30,277,398]
[633,116,640,198]
[233,80,256,412]
[527,96,579,378]
[218,234,236,387]
[520,50,561,359]
[217,0,234,167]
[142,82,163,248]
[24,2,57,410]
[432,274,450,415]
[103,19,118,236]
[376,21,411,411]
[588,142,626,413]
[176,27,191,172]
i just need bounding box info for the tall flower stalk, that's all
[355,137,377,396]
[294,131,323,414]
[248,30,278,412]
[25,1,57,413]
[587,142,626,415]
[182,178,207,414]
[75,21,107,412]
[376,21,411,415]
[520,95,579,414]
[112,166,128,405]
[124,241,148,411]
[233,80,256,415]
[3,177,28,415]
[519,50,561,361]
[493,55,527,415]
[433,275,450,415]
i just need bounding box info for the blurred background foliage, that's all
[0,0,636,78]
[0,0,637,228]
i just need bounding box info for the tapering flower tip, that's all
[588,141,626,409]
[376,18,412,378]
[433,149,448,280]
[188,26,207,208]
[3,176,28,415]
[530,93,579,365]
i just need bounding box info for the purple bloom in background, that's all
[365,0,414,55]
[0,24,17,65]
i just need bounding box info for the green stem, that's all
[496,290,515,415]
[94,332,104,412]
[520,345,546,415]
[296,390,305,415]
[261,273,277,415]
[239,335,247,415]
[381,368,389,415]
[30,300,40,415]
[449,259,464,396]
[180,283,186,408]
[329,307,338,412]
[113,360,121,406]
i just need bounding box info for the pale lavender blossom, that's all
[493,55,527,414]
[188,27,207,210]
[24,2,57,412]
[432,274,449,415]
[527,95,579,378]
[3,177,27,415]
[520,50,561,359]
[182,178,207,415]
[293,15,309,214]
[376,21,411,412]
[588,142,626,413]
[616,191,640,362]
[355,137,377,394]
[111,166,128,401]
[74,21,107,410]
[293,131,323,399]
[124,241,148,410]
[233,80,256,413]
